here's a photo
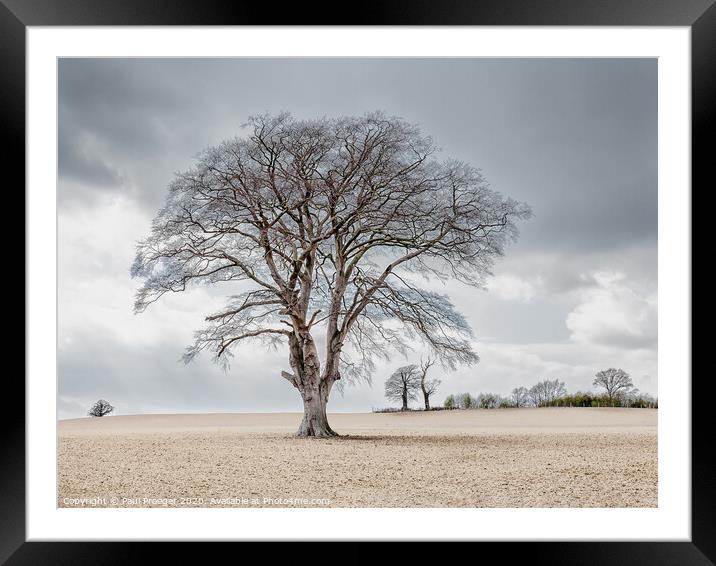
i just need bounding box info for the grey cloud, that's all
[57,128,125,188]
[58,58,657,252]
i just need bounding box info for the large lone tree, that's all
[131,112,530,437]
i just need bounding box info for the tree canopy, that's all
[593,368,634,403]
[88,399,114,417]
[385,364,422,409]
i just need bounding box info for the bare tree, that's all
[528,379,566,406]
[385,365,421,410]
[593,368,634,406]
[88,399,114,417]
[542,379,567,403]
[132,112,530,437]
[418,357,441,410]
[528,382,545,407]
[511,386,529,408]
[622,386,641,408]
[476,392,499,409]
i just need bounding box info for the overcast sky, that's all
[57,58,657,418]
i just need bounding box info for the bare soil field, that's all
[58,408,657,508]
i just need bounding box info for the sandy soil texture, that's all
[58,408,657,508]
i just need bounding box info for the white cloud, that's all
[486,273,543,303]
[566,271,657,349]
[58,193,237,351]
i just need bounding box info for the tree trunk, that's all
[297,385,337,437]
[423,391,430,410]
[285,330,339,437]
[402,392,408,411]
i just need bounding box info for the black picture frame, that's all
[4,1,712,563]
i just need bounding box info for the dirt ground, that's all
[58,408,657,508]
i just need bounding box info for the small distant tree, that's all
[88,399,114,417]
[476,392,499,409]
[457,392,475,409]
[418,357,441,410]
[630,393,658,409]
[528,382,545,406]
[620,386,641,407]
[529,379,566,406]
[443,394,456,409]
[385,365,421,410]
[542,379,567,403]
[593,368,633,406]
[511,386,530,408]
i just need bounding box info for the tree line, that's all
[446,370,657,409]
[382,366,657,411]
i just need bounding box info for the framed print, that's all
[5,0,714,563]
